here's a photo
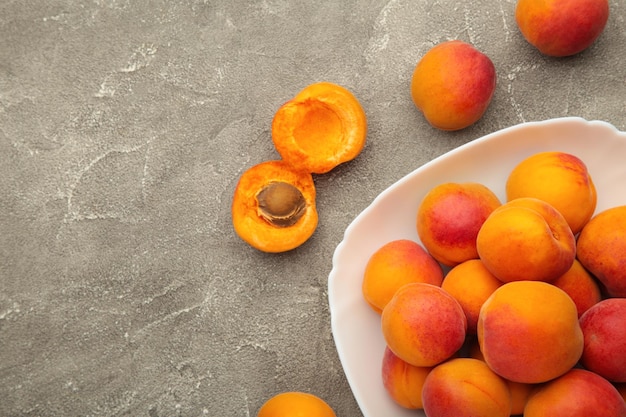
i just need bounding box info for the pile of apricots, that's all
[236,0,612,259]
[242,1,613,415]
[363,151,626,416]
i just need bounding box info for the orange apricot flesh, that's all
[272,82,367,174]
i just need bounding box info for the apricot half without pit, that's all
[271,82,367,174]
[232,160,318,253]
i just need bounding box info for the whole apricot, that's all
[381,346,432,409]
[506,151,597,234]
[232,160,318,253]
[476,197,576,282]
[579,298,626,382]
[468,340,534,415]
[515,0,610,57]
[421,358,511,417]
[362,239,444,314]
[410,40,496,131]
[577,205,626,297]
[416,182,501,267]
[257,392,336,417]
[477,281,583,384]
[441,259,502,334]
[550,259,602,317]
[381,283,467,367]
[272,82,367,174]
[523,369,626,417]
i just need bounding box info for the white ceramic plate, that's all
[328,117,626,417]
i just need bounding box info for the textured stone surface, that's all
[1,1,624,416]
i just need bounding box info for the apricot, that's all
[421,358,511,417]
[232,160,318,253]
[506,151,597,234]
[515,0,610,57]
[441,259,502,334]
[577,205,626,297]
[257,391,336,417]
[416,182,501,267]
[381,346,432,409]
[476,197,576,282]
[477,280,583,384]
[381,283,467,367]
[362,239,444,314]
[410,40,496,131]
[550,259,602,317]
[468,340,534,416]
[523,369,626,417]
[579,298,626,383]
[271,82,367,174]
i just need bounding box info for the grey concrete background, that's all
[1,1,624,416]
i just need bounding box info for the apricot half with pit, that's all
[232,160,318,253]
[410,40,496,131]
[272,82,367,174]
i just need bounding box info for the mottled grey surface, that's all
[1,1,624,416]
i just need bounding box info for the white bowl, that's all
[328,117,626,417]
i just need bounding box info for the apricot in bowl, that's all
[232,160,318,253]
[272,82,367,174]
[328,118,626,417]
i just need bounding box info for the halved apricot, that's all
[271,82,367,174]
[232,160,318,253]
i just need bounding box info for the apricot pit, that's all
[256,181,306,228]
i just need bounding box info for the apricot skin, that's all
[410,40,496,131]
[421,358,511,417]
[515,0,610,57]
[417,182,501,267]
[381,346,432,409]
[441,259,502,334]
[550,259,601,317]
[362,239,443,314]
[577,205,626,298]
[381,283,467,367]
[468,341,534,415]
[523,369,626,417]
[579,298,626,383]
[477,281,583,384]
[257,392,336,417]
[506,151,597,234]
[476,197,576,283]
